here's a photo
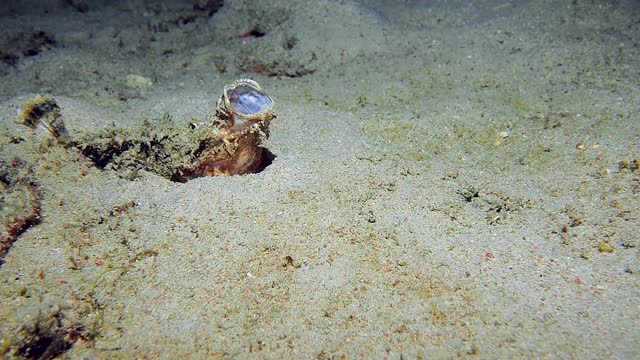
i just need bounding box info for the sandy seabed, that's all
[0,0,639,358]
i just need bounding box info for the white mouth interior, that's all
[228,84,273,116]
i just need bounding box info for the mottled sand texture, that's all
[0,0,639,358]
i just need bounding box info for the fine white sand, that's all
[1,0,639,358]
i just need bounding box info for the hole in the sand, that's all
[17,331,73,360]
[254,148,276,174]
[242,29,266,38]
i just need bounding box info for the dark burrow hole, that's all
[254,148,276,174]
[17,330,73,360]
[193,0,224,16]
[243,28,266,38]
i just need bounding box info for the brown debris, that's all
[0,158,42,266]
